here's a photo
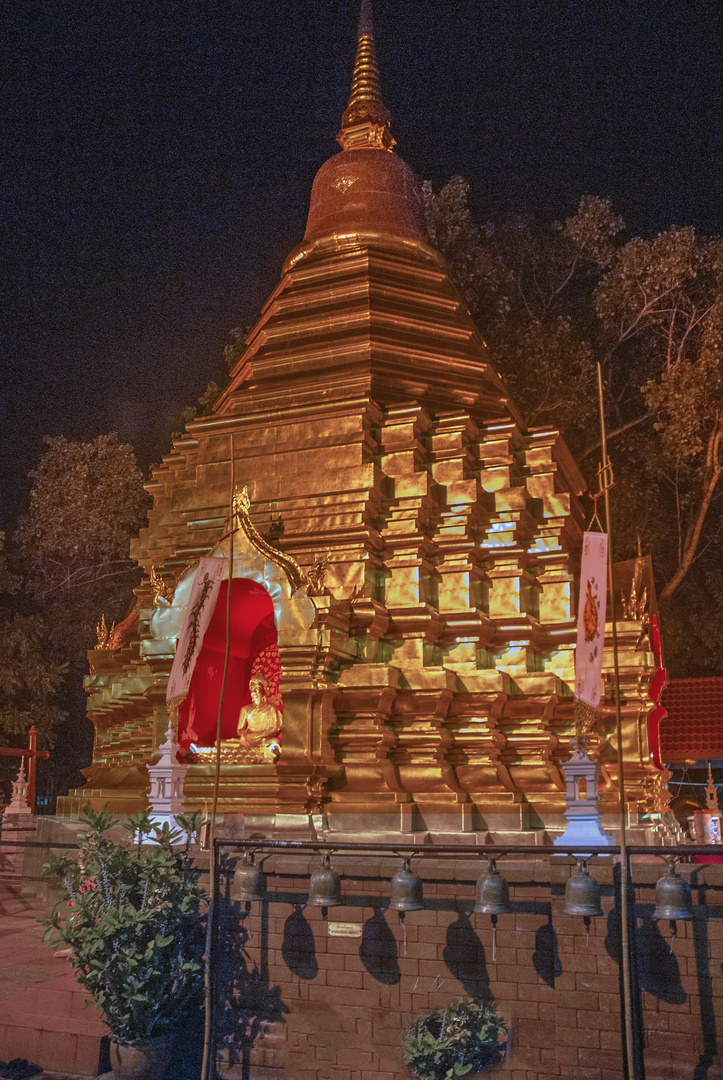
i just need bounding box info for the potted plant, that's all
[41,809,206,1080]
[401,999,508,1079]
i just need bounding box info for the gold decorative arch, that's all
[232,486,305,593]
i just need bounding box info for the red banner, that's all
[166,558,226,703]
[575,531,608,708]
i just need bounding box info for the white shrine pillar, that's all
[554,739,614,851]
[147,719,187,820]
[695,763,722,844]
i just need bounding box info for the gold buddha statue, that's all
[237,674,282,763]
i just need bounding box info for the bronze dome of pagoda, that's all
[303,0,428,246]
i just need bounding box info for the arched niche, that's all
[177,577,280,755]
[144,488,318,763]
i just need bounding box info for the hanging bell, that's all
[307,853,343,908]
[653,862,693,922]
[388,856,424,912]
[232,851,265,903]
[563,859,603,918]
[474,858,512,915]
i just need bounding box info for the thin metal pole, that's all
[4,837,720,856]
[597,361,636,1079]
[211,434,235,835]
[201,434,236,1080]
[28,726,38,811]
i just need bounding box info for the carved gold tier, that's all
[65,391,661,833]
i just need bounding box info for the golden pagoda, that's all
[62,1,666,840]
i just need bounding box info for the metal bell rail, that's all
[207,837,717,1080]
[215,839,723,858]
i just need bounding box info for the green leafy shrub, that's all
[41,808,207,1044]
[401,999,508,1080]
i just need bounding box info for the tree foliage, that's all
[13,433,150,645]
[0,533,68,800]
[1,436,150,802]
[423,181,623,448]
[175,324,253,434]
[594,225,723,601]
[0,613,67,743]
[424,179,723,673]
[0,532,67,743]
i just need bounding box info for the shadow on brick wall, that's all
[359,908,401,984]
[691,869,718,1079]
[604,864,651,1080]
[634,916,686,1004]
[281,904,319,980]
[532,912,562,987]
[443,911,492,1000]
[214,894,288,1074]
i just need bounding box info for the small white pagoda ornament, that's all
[695,764,721,844]
[554,735,614,852]
[6,760,32,816]
[147,719,187,819]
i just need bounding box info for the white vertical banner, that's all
[575,531,608,708]
[166,558,226,703]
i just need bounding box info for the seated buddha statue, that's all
[237,674,282,763]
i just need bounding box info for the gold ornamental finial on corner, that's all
[149,565,175,606]
[337,0,396,152]
[96,613,114,649]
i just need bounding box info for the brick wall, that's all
[214,854,723,1080]
[0,883,108,1076]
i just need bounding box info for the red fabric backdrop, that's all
[177,577,279,752]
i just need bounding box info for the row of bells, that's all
[232,852,694,921]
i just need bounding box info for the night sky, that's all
[2,0,721,531]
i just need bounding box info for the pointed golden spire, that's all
[337,0,396,152]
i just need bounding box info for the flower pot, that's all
[110,1035,175,1080]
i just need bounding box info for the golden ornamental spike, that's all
[95,613,111,649]
[150,564,175,606]
[338,0,396,151]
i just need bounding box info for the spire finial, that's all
[337,0,396,152]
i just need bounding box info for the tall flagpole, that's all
[597,361,635,1078]
[201,432,236,1080]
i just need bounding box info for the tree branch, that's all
[35,564,140,598]
[579,412,655,459]
[660,418,723,599]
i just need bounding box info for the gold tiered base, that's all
[194,739,280,766]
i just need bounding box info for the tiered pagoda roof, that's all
[66,1,666,837]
